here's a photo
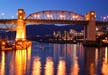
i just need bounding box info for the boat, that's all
[0,40,15,51]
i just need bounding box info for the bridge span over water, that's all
[0,9,108,41]
[0,19,108,25]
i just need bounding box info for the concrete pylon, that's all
[16,9,26,41]
[85,11,96,41]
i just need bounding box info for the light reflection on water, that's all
[101,47,108,75]
[0,52,5,75]
[57,59,66,75]
[0,42,108,75]
[32,56,41,75]
[0,46,31,75]
[45,57,54,75]
[15,49,26,75]
[70,56,79,75]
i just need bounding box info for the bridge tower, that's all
[84,11,96,41]
[16,9,26,41]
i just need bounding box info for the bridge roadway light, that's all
[11,16,15,19]
[74,15,79,20]
[91,12,95,16]
[18,9,25,20]
[18,10,23,14]
[72,15,77,20]
[34,14,40,19]
[85,14,90,21]
[90,11,96,19]
[102,16,107,21]
[60,15,65,20]
[47,14,53,19]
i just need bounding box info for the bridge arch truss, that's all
[26,10,85,20]
[0,24,16,31]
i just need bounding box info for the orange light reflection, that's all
[95,48,98,67]
[32,56,41,75]
[70,57,79,75]
[89,63,95,75]
[102,47,108,75]
[26,46,32,72]
[0,52,5,75]
[15,49,26,75]
[57,59,66,75]
[45,57,54,75]
[9,51,15,75]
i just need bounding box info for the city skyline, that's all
[0,0,108,20]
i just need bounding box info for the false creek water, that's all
[0,41,108,75]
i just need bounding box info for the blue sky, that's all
[0,0,108,20]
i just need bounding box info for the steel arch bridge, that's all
[0,10,108,31]
[0,10,85,31]
[26,10,84,20]
[0,9,108,41]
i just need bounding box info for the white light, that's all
[47,14,53,18]
[1,12,5,16]
[11,16,14,19]
[60,15,65,20]
[34,14,40,19]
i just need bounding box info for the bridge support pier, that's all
[16,9,26,41]
[15,9,31,49]
[84,11,96,42]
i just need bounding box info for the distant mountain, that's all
[0,31,16,40]
[26,24,84,38]
[0,24,84,40]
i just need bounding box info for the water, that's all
[0,41,108,75]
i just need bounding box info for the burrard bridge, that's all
[0,9,108,41]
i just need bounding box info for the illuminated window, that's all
[19,16,23,19]
[19,10,23,14]
[91,12,95,16]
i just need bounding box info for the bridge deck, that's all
[25,19,89,25]
[0,19,17,24]
[0,19,108,26]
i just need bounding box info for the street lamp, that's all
[11,16,14,19]
[1,12,5,19]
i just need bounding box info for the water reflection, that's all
[45,57,54,75]
[0,46,31,75]
[53,44,80,75]
[95,48,98,69]
[102,47,108,75]
[70,44,79,75]
[15,49,27,75]
[26,46,32,74]
[70,57,79,75]
[10,50,15,75]
[84,47,96,75]
[0,42,108,75]
[0,52,5,75]
[57,59,66,75]
[32,56,41,75]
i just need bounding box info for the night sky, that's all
[0,0,108,20]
